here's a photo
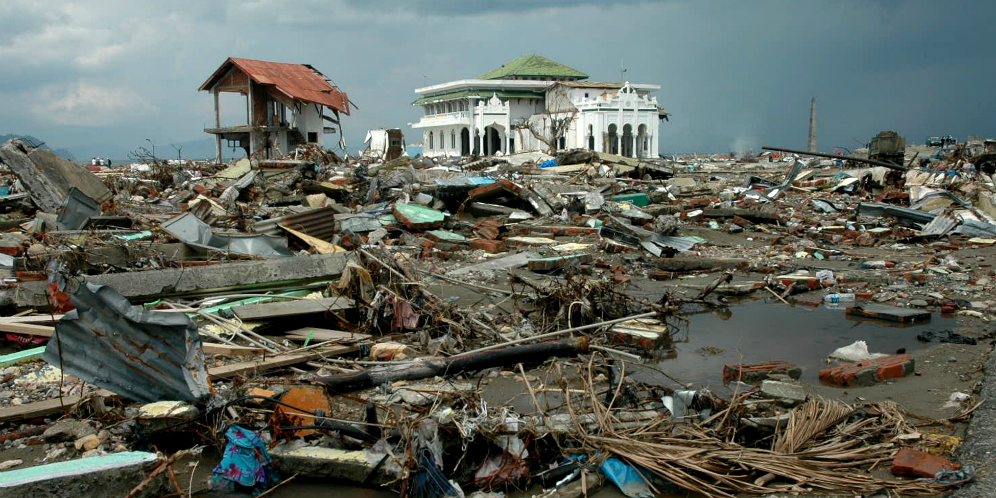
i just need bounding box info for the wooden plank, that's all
[279,224,345,254]
[208,344,358,380]
[0,390,116,423]
[231,297,354,321]
[202,343,265,357]
[0,323,54,337]
[283,328,370,343]
[0,315,64,324]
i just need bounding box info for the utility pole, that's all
[807,97,817,153]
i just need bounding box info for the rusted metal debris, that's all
[43,280,211,403]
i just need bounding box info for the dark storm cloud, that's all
[0,0,994,158]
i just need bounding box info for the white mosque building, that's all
[411,55,669,159]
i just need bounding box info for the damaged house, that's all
[199,57,352,162]
[412,54,669,158]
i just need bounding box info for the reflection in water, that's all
[633,301,955,389]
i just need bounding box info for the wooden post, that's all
[213,89,222,163]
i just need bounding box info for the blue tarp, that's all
[539,159,559,168]
[600,457,653,498]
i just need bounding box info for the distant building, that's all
[199,57,352,162]
[363,128,405,162]
[411,55,668,158]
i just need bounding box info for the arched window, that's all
[451,130,456,149]
[429,132,434,150]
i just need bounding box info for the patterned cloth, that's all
[210,425,280,495]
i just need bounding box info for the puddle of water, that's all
[637,301,957,389]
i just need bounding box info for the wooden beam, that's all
[0,323,54,337]
[283,328,368,343]
[231,297,353,321]
[0,390,116,423]
[202,343,265,357]
[208,344,358,379]
[0,315,64,324]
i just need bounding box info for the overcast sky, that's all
[1,0,994,159]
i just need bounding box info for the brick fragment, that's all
[819,355,914,386]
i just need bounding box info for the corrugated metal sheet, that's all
[43,282,210,403]
[164,212,294,258]
[254,206,337,242]
[653,235,697,252]
[954,220,996,238]
[199,57,350,114]
[857,203,936,225]
[920,214,958,236]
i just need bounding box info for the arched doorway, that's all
[622,124,634,157]
[606,124,619,155]
[587,125,595,150]
[637,124,647,158]
[484,126,502,155]
[460,128,470,156]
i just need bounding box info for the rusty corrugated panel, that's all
[200,58,350,115]
[254,206,337,242]
[43,281,211,403]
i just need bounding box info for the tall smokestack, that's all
[807,97,817,153]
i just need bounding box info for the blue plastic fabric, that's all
[600,457,653,498]
[540,159,558,168]
[210,426,280,495]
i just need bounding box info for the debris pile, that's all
[0,135,990,496]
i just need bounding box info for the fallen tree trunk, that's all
[319,338,589,394]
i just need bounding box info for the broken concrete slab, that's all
[13,252,351,307]
[449,251,541,276]
[528,253,593,272]
[0,138,111,213]
[270,442,392,485]
[0,451,162,498]
[393,203,446,230]
[760,380,806,406]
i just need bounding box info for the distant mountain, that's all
[0,134,76,161]
[69,137,246,164]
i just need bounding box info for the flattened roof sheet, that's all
[480,55,587,80]
[200,57,351,115]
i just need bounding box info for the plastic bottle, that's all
[823,293,855,304]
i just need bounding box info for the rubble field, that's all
[0,137,993,497]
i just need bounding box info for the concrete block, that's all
[270,443,392,485]
[723,361,801,384]
[819,354,914,386]
[527,254,592,272]
[137,401,199,433]
[760,380,806,406]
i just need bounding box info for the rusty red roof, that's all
[199,57,351,115]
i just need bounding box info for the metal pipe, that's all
[761,146,908,171]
